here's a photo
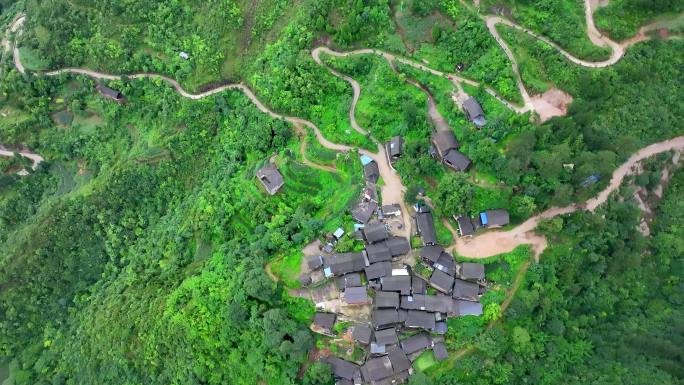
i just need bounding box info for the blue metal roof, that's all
[360,155,373,166]
[480,212,488,226]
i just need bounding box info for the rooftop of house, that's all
[360,356,394,382]
[343,286,369,304]
[387,347,411,374]
[400,332,432,355]
[380,275,412,295]
[462,97,486,127]
[453,278,480,300]
[351,200,378,224]
[430,269,455,294]
[400,294,458,315]
[381,204,402,216]
[404,310,436,330]
[388,136,404,158]
[385,236,410,256]
[313,312,337,331]
[365,261,393,281]
[325,356,360,381]
[372,309,400,329]
[458,262,485,281]
[363,221,389,244]
[431,130,459,157]
[456,299,484,316]
[95,83,123,100]
[374,291,400,309]
[456,216,475,236]
[433,342,449,361]
[420,245,444,263]
[365,242,392,264]
[443,149,472,172]
[434,252,456,276]
[256,163,285,195]
[363,161,380,183]
[374,327,399,346]
[353,324,373,345]
[335,273,362,290]
[481,209,510,227]
[415,212,437,245]
[412,276,427,295]
[324,252,366,276]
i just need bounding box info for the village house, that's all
[452,278,480,301]
[429,269,455,294]
[375,291,400,309]
[432,341,449,361]
[325,356,361,383]
[365,261,392,281]
[381,204,402,217]
[400,332,432,355]
[374,327,399,347]
[415,211,437,245]
[404,310,436,330]
[360,356,393,383]
[458,262,485,281]
[386,136,404,162]
[353,324,373,345]
[430,130,472,172]
[420,245,444,265]
[380,275,412,295]
[462,97,486,127]
[456,300,484,316]
[335,273,362,290]
[434,252,456,276]
[372,309,401,330]
[352,200,378,224]
[323,252,366,277]
[480,209,510,228]
[95,83,125,102]
[312,312,337,335]
[455,215,475,237]
[361,155,380,183]
[363,221,389,244]
[343,286,369,305]
[256,163,284,195]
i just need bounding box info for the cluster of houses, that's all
[454,209,510,237]
[307,188,487,385]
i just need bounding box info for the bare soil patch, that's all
[530,88,573,122]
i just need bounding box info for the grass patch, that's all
[413,350,438,372]
[17,47,50,71]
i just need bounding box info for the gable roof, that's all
[400,332,432,354]
[456,216,475,236]
[372,309,400,329]
[325,356,360,380]
[256,163,284,195]
[430,269,455,294]
[387,347,411,373]
[381,204,402,217]
[360,356,393,382]
[380,276,412,295]
[374,328,399,346]
[375,291,400,309]
[459,262,485,281]
[313,312,336,331]
[388,136,404,157]
[400,294,458,315]
[325,253,366,276]
[363,221,389,244]
[335,273,362,290]
[363,161,380,183]
[411,276,427,295]
[386,236,410,256]
[433,342,449,361]
[462,97,486,126]
[405,310,436,330]
[431,130,459,157]
[365,261,393,281]
[420,245,444,263]
[453,279,480,300]
[456,299,483,316]
[434,252,456,276]
[352,324,372,344]
[415,212,437,245]
[483,209,510,227]
[365,242,392,263]
[343,286,369,304]
[95,83,123,100]
[351,200,378,224]
[443,149,472,172]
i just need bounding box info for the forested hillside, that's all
[1,0,683,384]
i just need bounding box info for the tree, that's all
[303,362,334,385]
[434,173,474,216]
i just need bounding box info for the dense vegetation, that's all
[595,0,684,40]
[1,0,683,384]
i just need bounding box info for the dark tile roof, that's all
[434,252,456,276]
[363,221,389,244]
[372,309,400,329]
[335,380,353,385]
[364,161,380,183]
[411,276,427,295]
[456,300,483,316]
[431,130,459,157]
[452,279,480,300]
[325,356,360,380]
[256,163,285,195]
[433,342,449,361]
[343,286,369,304]
[365,262,393,281]
[307,255,323,270]
[483,209,510,227]
[335,273,362,290]
[420,245,444,263]
[459,262,485,281]
[405,310,436,329]
[400,332,432,355]
[325,253,366,276]
[400,294,458,315]
[443,149,472,172]
[95,83,123,100]
[430,269,455,294]
[374,328,399,346]
[380,276,412,295]
[370,342,387,355]
[351,200,378,224]
[352,324,372,344]
[313,312,336,331]
[387,347,411,373]
[360,356,393,382]
[462,97,486,126]
[456,216,475,236]
[386,236,410,256]
[415,212,437,245]
[365,242,392,263]
[299,274,312,286]
[374,291,400,309]
[388,136,404,158]
[433,320,448,334]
